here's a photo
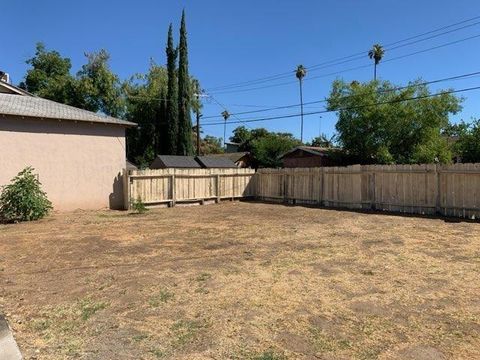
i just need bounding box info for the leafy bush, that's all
[0,167,52,222]
[131,196,148,214]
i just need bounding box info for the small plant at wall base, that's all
[131,196,148,214]
[0,167,52,223]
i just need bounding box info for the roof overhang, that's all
[0,81,32,96]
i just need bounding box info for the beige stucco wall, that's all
[0,116,127,211]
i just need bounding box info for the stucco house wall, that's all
[0,116,126,211]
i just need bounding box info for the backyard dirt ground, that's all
[0,201,479,360]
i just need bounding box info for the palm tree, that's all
[221,110,230,148]
[296,65,307,142]
[368,44,385,81]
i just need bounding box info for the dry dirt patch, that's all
[0,202,479,359]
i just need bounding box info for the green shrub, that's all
[131,196,148,214]
[0,167,53,223]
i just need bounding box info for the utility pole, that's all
[193,87,208,156]
[196,112,202,156]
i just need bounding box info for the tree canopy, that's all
[123,64,168,167]
[452,119,480,163]
[20,43,123,117]
[20,43,75,105]
[230,126,301,168]
[327,79,462,164]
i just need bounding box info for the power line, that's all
[205,15,480,93]
[208,20,480,93]
[201,85,480,126]
[206,93,253,129]
[201,70,480,119]
[207,32,480,95]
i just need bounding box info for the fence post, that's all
[435,164,441,215]
[320,167,324,206]
[171,173,176,207]
[216,174,221,203]
[123,169,131,210]
[371,168,376,210]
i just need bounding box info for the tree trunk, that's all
[299,79,304,143]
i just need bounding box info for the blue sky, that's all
[3,0,480,143]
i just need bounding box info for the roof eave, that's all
[0,112,137,127]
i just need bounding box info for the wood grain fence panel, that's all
[125,168,255,207]
[254,164,480,219]
[126,165,480,218]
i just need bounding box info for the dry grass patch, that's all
[0,202,479,359]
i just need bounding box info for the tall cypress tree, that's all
[156,88,168,155]
[166,24,178,155]
[177,10,193,155]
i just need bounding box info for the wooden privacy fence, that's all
[124,168,256,208]
[256,164,480,219]
[124,164,480,219]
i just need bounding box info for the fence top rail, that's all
[128,168,255,175]
[257,164,480,174]
[129,172,256,179]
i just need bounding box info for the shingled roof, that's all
[150,155,202,169]
[207,152,249,163]
[195,156,237,168]
[0,92,136,127]
[278,146,339,159]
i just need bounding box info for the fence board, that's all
[256,164,480,219]
[125,168,256,208]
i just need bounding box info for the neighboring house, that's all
[0,79,136,211]
[279,146,340,168]
[207,152,251,168]
[195,156,237,168]
[150,155,238,169]
[225,142,240,153]
[150,155,202,169]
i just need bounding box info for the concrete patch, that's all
[0,315,22,360]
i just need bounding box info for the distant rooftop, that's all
[196,156,237,168]
[207,152,249,163]
[279,146,340,159]
[150,155,202,169]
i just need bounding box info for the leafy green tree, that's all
[230,126,251,145]
[166,24,179,155]
[202,135,224,154]
[454,119,480,162]
[19,42,75,104]
[177,10,194,155]
[251,133,301,168]
[76,50,123,117]
[327,79,462,164]
[124,64,168,166]
[230,127,301,167]
[20,44,123,117]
